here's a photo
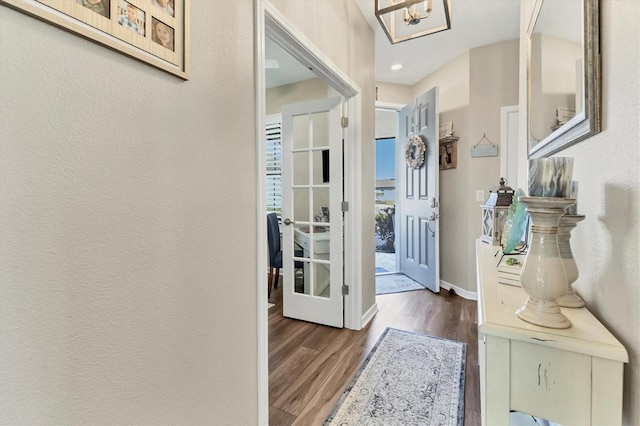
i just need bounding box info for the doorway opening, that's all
[374,135,397,275]
[374,88,441,296]
[256,1,364,422]
[374,107,399,277]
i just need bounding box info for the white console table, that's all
[476,240,628,425]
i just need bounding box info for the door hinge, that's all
[342,201,349,212]
[341,116,349,128]
[342,284,349,295]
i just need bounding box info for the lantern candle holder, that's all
[480,178,515,245]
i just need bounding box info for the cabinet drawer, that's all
[510,340,590,425]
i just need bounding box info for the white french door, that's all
[280,96,344,328]
[398,87,440,293]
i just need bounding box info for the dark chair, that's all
[267,213,304,299]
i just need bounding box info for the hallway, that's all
[268,279,480,425]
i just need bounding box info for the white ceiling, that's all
[355,0,522,86]
[266,0,522,89]
[265,38,316,89]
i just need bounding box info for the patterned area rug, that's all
[325,328,466,426]
[376,274,425,295]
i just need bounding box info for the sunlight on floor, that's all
[375,251,396,274]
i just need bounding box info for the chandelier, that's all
[375,0,452,44]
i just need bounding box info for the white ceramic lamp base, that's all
[557,214,586,308]
[557,291,585,308]
[516,298,572,329]
[516,197,576,329]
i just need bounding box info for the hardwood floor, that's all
[268,277,481,425]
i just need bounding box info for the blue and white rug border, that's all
[324,327,467,426]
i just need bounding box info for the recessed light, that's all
[391,64,403,71]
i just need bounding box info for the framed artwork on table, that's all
[0,0,189,79]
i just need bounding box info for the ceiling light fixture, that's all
[391,64,403,71]
[375,0,452,45]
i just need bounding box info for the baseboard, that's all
[440,279,477,301]
[361,302,378,329]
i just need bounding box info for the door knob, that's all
[427,212,437,237]
[283,218,294,226]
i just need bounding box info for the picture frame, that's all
[321,207,330,220]
[439,121,453,139]
[0,0,189,79]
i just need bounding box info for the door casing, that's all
[255,0,364,423]
[397,88,440,293]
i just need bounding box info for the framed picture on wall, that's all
[439,121,453,139]
[0,0,189,79]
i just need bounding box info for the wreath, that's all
[405,135,426,169]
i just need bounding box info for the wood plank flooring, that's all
[268,277,481,425]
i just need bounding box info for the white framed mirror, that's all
[527,0,601,158]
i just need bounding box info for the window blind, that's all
[265,115,282,218]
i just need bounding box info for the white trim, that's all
[255,0,364,422]
[264,3,358,98]
[375,101,405,111]
[343,95,363,331]
[361,302,379,328]
[500,105,520,188]
[261,0,363,331]
[254,0,268,424]
[439,279,478,301]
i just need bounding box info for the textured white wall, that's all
[467,40,519,294]
[375,82,412,105]
[412,52,471,113]
[520,1,640,423]
[266,77,332,115]
[0,1,258,424]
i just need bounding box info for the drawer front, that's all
[511,340,591,425]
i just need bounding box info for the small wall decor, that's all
[471,133,498,157]
[439,121,453,139]
[1,0,189,79]
[405,134,426,169]
[439,135,458,170]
